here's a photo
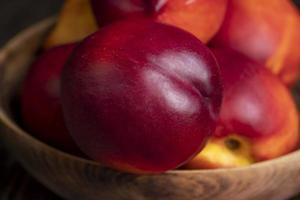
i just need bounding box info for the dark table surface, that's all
[1,0,300,199]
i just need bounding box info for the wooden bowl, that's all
[1,18,300,200]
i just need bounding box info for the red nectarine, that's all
[186,48,299,169]
[90,0,228,43]
[21,44,79,153]
[61,20,223,173]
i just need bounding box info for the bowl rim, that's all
[0,17,299,175]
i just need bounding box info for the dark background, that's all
[0,0,300,46]
[0,0,62,46]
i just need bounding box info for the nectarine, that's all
[61,20,223,173]
[90,0,228,43]
[186,49,299,169]
[44,0,98,48]
[210,0,300,85]
[21,44,79,153]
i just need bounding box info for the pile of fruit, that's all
[20,0,300,174]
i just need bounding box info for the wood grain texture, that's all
[0,152,60,200]
[1,19,300,200]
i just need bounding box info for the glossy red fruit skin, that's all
[61,20,223,173]
[90,0,228,44]
[90,0,149,26]
[21,44,79,153]
[213,49,282,137]
[211,48,299,160]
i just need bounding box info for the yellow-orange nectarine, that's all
[211,0,300,85]
[44,0,98,48]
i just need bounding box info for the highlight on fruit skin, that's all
[44,0,98,48]
[90,0,228,43]
[185,48,300,169]
[210,0,300,85]
[61,19,223,174]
